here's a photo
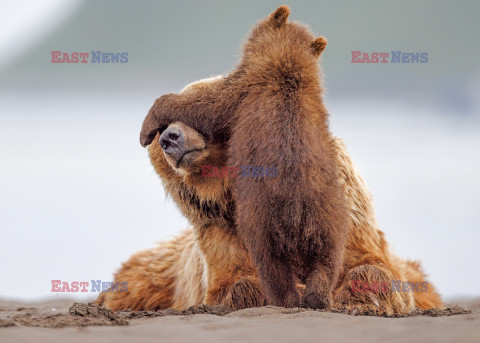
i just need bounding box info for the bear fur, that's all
[139,5,348,309]
[98,115,442,314]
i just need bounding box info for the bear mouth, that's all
[175,148,205,169]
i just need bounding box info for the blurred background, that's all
[0,0,479,302]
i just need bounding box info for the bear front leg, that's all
[206,276,267,310]
[253,254,301,308]
[302,234,345,310]
[302,265,334,310]
[235,196,301,307]
[224,277,267,309]
[197,225,267,310]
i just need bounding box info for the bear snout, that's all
[160,127,185,155]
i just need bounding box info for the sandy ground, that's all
[0,299,479,343]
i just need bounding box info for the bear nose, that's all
[159,127,185,154]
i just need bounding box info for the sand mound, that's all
[8,302,127,328]
[0,302,234,328]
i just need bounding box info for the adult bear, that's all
[99,6,442,314]
[98,116,442,314]
[140,5,348,309]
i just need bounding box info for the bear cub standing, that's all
[140,6,349,309]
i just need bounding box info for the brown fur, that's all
[96,229,205,311]
[98,6,442,314]
[139,5,349,309]
[98,119,442,314]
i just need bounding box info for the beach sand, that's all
[0,298,478,343]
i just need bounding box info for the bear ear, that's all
[310,36,327,57]
[268,5,290,28]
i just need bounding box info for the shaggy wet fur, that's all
[99,6,442,314]
[139,5,348,309]
[98,120,442,314]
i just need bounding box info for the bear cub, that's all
[140,6,348,309]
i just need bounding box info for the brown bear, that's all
[98,120,442,314]
[139,5,348,309]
